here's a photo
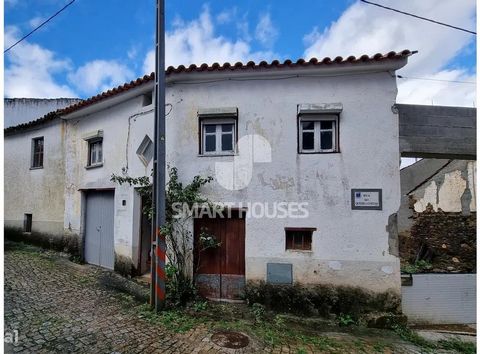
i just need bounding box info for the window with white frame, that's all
[136,135,154,166]
[200,118,236,155]
[299,115,338,153]
[88,139,103,166]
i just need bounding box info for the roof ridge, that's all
[5,50,415,134]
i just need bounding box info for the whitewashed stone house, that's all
[4,50,414,299]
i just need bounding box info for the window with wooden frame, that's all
[31,137,44,168]
[200,118,236,155]
[298,115,338,153]
[87,138,103,167]
[285,227,316,251]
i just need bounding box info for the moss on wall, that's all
[4,226,80,256]
[244,281,401,319]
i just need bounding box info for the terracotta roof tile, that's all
[5,50,415,134]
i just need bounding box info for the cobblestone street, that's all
[5,243,249,354]
[4,242,465,354]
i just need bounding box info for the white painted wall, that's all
[63,91,154,264]
[165,70,402,293]
[402,274,476,324]
[5,62,405,293]
[4,120,66,236]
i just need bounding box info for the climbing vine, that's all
[111,167,219,306]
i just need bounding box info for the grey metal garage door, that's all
[85,191,115,269]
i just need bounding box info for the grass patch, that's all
[393,324,476,353]
[134,303,206,333]
[393,324,436,351]
[439,338,476,354]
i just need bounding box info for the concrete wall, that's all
[4,98,82,128]
[4,120,66,237]
[167,71,401,293]
[397,104,476,159]
[402,274,476,324]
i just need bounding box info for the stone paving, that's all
[3,242,460,353]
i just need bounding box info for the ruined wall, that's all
[397,159,450,233]
[167,71,402,293]
[410,160,476,215]
[400,205,476,273]
[4,120,66,238]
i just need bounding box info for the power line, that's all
[360,0,476,35]
[396,75,476,85]
[4,0,76,54]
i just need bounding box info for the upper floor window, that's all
[88,139,103,167]
[201,119,236,155]
[31,137,44,168]
[299,116,338,153]
[297,103,342,154]
[198,107,238,156]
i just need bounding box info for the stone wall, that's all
[399,204,476,273]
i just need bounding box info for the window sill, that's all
[85,163,103,170]
[29,166,44,170]
[286,249,313,254]
[197,153,237,157]
[298,151,340,154]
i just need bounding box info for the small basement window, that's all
[136,135,154,166]
[31,137,44,168]
[24,213,32,233]
[285,228,316,251]
[299,115,338,153]
[200,118,236,155]
[88,139,103,167]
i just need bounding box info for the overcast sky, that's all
[4,0,476,107]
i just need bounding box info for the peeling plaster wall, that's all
[411,161,476,215]
[4,120,66,237]
[8,71,402,291]
[166,72,401,293]
[63,93,154,266]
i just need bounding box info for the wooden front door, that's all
[194,211,245,300]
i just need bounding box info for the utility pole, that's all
[150,0,166,312]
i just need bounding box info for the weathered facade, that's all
[398,159,476,273]
[5,51,415,297]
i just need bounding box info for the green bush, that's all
[244,281,400,319]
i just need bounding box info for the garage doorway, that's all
[194,211,245,300]
[84,190,115,269]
